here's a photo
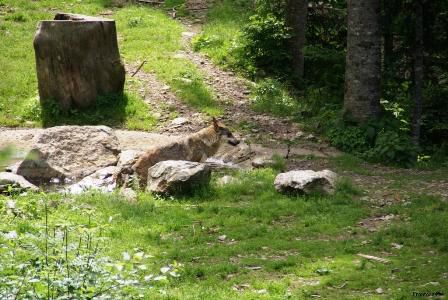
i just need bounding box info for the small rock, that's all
[121,188,137,203]
[170,117,189,126]
[147,160,211,195]
[65,166,117,194]
[375,288,384,294]
[295,131,305,138]
[22,133,34,141]
[252,156,275,168]
[4,161,21,174]
[181,31,195,38]
[274,170,338,195]
[216,175,237,186]
[391,243,403,250]
[0,172,38,193]
[305,134,317,141]
[218,235,227,241]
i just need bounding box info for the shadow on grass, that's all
[41,93,138,128]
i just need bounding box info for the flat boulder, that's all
[17,126,120,184]
[0,172,38,193]
[274,170,338,195]
[147,160,211,195]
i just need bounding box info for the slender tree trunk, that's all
[286,0,308,79]
[412,0,424,146]
[344,0,382,123]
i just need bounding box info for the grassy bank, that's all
[0,0,219,128]
[1,169,447,298]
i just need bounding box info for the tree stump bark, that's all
[33,13,126,112]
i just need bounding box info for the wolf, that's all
[116,118,240,189]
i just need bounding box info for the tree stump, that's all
[33,13,126,112]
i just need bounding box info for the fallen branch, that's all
[357,253,390,264]
[137,0,164,5]
[131,60,147,77]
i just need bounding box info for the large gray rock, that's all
[147,160,211,195]
[0,172,38,193]
[17,126,120,184]
[65,166,118,194]
[274,170,338,195]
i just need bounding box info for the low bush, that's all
[251,78,297,117]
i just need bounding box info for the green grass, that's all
[115,6,221,116]
[1,169,447,298]
[0,0,220,128]
[192,0,252,68]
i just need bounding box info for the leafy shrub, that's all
[271,154,287,172]
[324,114,417,167]
[303,45,345,93]
[192,34,223,52]
[241,13,292,77]
[0,199,183,299]
[364,130,417,167]
[328,125,370,155]
[251,79,297,117]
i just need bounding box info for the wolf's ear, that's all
[212,117,219,130]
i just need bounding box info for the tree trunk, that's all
[344,0,382,123]
[33,13,125,112]
[382,0,394,73]
[412,0,424,146]
[286,0,308,79]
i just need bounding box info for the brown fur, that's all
[116,119,238,189]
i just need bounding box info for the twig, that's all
[285,143,291,159]
[131,60,147,77]
[357,253,390,264]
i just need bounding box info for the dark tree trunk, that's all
[33,13,125,112]
[382,0,394,73]
[344,0,382,123]
[286,0,308,79]
[412,0,424,146]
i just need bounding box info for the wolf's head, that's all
[213,117,240,146]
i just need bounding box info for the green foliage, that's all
[324,113,418,167]
[251,78,297,117]
[327,123,370,155]
[4,12,28,22]
[241,13,292,77]
[0,198,182,299]
[35,93,156,130]
[0,170,448,298]
[303,45,345,93]
[270,154,287,172]
[364,130,417,168]
[0,146,13,165]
